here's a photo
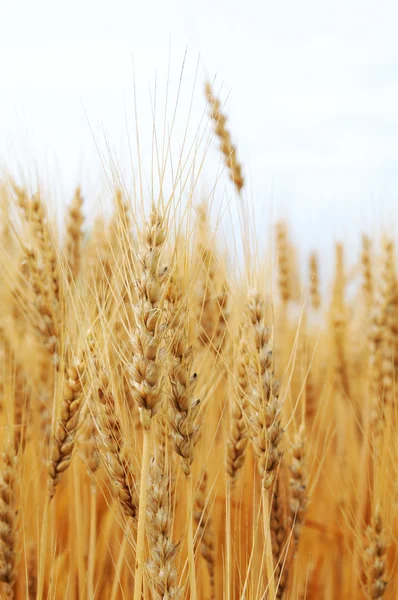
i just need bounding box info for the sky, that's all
[0,0,397,271]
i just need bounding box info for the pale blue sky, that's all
[0,0,397,272]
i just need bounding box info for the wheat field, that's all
[0,82,396,600]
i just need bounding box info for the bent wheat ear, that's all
[205,82,244,193]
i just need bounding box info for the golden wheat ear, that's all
[47,360,85,499]
[64,187,84,284]
[0,443,18,599]
[227,336,249,484]
[146,417,182,600]
[364,511,389,599]
[205,82,244,193]
[129,205,170,600]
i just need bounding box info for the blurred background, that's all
[1,0,397,273]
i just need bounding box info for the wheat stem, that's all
[133,427,151,600]
[36,498,49,600]
[110,533,128,600]
[262,490,276,600]
[87,483,97,600]
[187,473,197,600]
[226,477,231,600]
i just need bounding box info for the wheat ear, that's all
[48,360,85,499]
[0,444,18,599]
[270,476,289,598]
[227,336,249,483]
[194,470,215,600]
[364,511,388,599]
[205,82,244,193]
[95,363,138,521]
[246,289,284,599]
[361,235,374,309]
[167,277,200,600]
[276,221,291,304]
[65,187,84,283]
[146,418,181,600]
[130,205,168,600]
[309,252,321,311]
